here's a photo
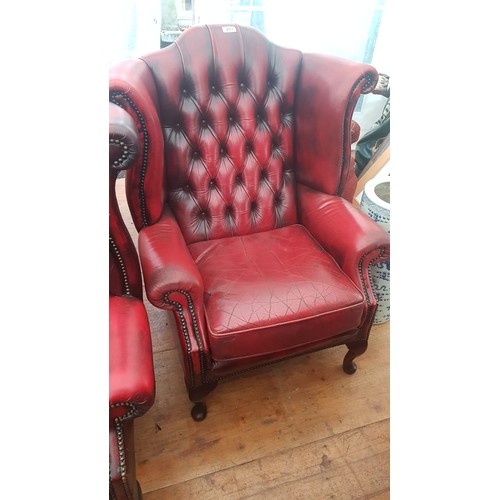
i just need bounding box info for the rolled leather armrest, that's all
[109,295,155,422]
[109,102,140,171]
[138,208,211,387]
[297,183,390,293]
[138,208,205,308]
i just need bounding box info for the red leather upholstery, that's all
[109,296,155,420]
[189,224,365,361]
[109,102,155,499]
[109,24,389,420]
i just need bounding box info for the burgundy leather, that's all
[109,24,389,406]
[110,59,167,230]
[109,102,140,169]
[109,103,143,299]
[189,224,364,361]
[140,24,301,244]
[109,296,155,420]
[138,207,204,308]
[295,53,377,197]
[109,103,155,498]
[297,183,390,314]
[138,207,210,387]
[109,419,140,500]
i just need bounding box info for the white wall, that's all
[109,0,391,138]
[264,0,381,61]
[192,0,390,138]
[353,0,391,139]
[108,0,161,66]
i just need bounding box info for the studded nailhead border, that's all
[164,289,207,388]
[110,91,149,228]
[110,402,139,500]
[358,247,387,307]
[110,137,132,169]
[338,72,376,197]
[109,235,130,296]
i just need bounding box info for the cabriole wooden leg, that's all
[343,340,368,374]
[188,381,218,421]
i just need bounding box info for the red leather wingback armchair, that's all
[109,102,155,499]
[109,24,389,421]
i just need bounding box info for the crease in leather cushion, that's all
[188,224,365,361]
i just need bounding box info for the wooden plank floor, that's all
[116,179,390,499]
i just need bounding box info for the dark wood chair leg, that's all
[191,401,208,422]
[343,340,368,374]
[189,381,218,421]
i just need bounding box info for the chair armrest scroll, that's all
[297,184,389,305]
[138,209,211,388]
[109,102,140,172]
[110,59,166,231]
[138,209,205,308]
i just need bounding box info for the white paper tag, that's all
[222,26,237,33]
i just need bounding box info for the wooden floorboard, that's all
[135,322,389,497]
[115,179,390,499]
[144,419,389,500]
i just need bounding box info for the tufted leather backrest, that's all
[141,24,302,244]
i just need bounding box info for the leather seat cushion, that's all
[188,224,365,361]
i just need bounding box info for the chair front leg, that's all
[343,340,368,374]
[188,381,219,421]
[164,290,218,421]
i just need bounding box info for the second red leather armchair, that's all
[109,102,155,498]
